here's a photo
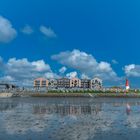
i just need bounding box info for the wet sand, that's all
[0,97,140,140]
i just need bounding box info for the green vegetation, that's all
[47,89,124,94]
[31,89,140,98]
[46,89,140,94]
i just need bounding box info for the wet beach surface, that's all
[0,97,140,140]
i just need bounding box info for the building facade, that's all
[34,78,49,88]
[57,78,70,89]
[90,77,102,90]
[70,77,81,88]
[33,77,103,90]
[48,79,57,89]
[81,79,90,89]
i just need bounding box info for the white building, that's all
[48,79,57,89]
[90,77,102,90]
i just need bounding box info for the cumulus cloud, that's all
[6,58,52,85]
[81,73,89,79]
[45,72,59,79]
[66,71,77,78]
[0,75,14,82]
[112,59,118,64]
[124,64,140,77]
[0,16,17,43]
[0,56,63,86]
[52,49,119,81]
[21,25,33,34]
[31,60,51,72]
[40,25,56,38]
[0,57,59,86]
[0,49,123,86]
[59,66,67,74]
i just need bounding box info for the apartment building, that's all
[57,78,70,89]
[81,79,90,89]
[70,77,81,88]
[48,79,57,89]
[33,77,103,89]
[34,78,49,88]
[90,77,102,90]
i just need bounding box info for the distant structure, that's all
[81,79,91,89]
[125,79,130,90]
[90,77,102,90]
[48,79,57,89]
[33,77,103,90]
[57,78,70,89]
[0,83,17,91]
[34,78,48,89]
[70,77,81,88]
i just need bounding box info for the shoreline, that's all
[1,92,140,98]
[31,93,140,98]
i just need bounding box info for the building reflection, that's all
[0,103,17,112]
[32,104,101,116]
[112,102,140,107]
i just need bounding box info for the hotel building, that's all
[48,79,57,89]
[33,77,103,90]
[90,77,102,90]
[70,77,81,88]
[34,78,49,88]
[81,79,90,89]
[57,78,70,89]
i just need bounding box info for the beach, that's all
[0,97,140,140]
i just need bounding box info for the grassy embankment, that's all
[32,89,140,97]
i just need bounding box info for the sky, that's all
[0,0,140,87]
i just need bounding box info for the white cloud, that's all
[59,66,67,74]
[21,25,33,34]
[0,57,58,86]
[124,64,140,77]
[98,62,112,72]
[81,73,89,79]
[45,72,59,79]
[0,75,14,82]
[0,56,61,86]
[112,59,118,64]
[0,49,123,87]
[66,71,77,78]
[32,60,51,72]
[52,49,119,81]
[40,25,56,38]
[0,16,17,43]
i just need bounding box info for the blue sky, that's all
[0,0,140,87]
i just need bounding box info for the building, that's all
[33,104,102,116]
[0,83,17,90]
[34,78,49,88]
[70,77,81,88]
[48,79,57,89]
[90,77,102,90]
[33,77,103,90]
[125,79,130,90]
[81,79,90,89]
[57,78,70,89]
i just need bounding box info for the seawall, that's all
[0,93,13,98]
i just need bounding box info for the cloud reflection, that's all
[0,98,140,139]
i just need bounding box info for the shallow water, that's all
[0,97,140,140]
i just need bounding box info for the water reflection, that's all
[0,98,140,140]
[33,104,101,116]
[0,102,17,112]
[126,103,131,115]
